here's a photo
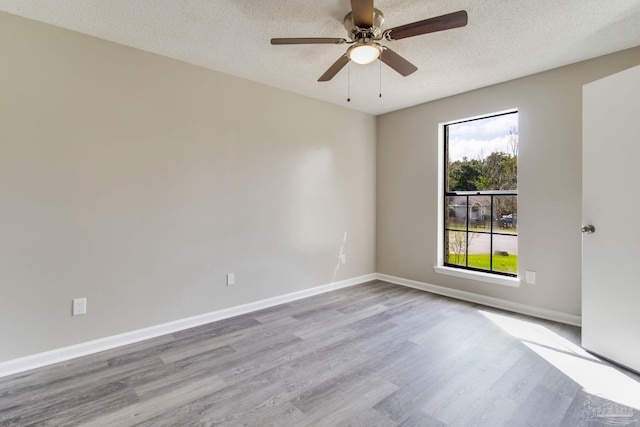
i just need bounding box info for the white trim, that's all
[436,123,446,266]
[0,273,376,378]
[377,273,581,327]
[433,266,521,287]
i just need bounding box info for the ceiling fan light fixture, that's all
[347,43,381,65]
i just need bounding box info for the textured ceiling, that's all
[1,0,640,115]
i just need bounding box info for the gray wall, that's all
[0,13,376,362]
[377,46,640,317]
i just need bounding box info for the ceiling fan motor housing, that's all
[344,8,384,41]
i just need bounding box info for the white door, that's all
[582,64,640,373]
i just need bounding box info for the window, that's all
[442,111,518,277]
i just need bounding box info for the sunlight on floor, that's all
[479,310,640,411]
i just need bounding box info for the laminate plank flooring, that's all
[1,281,639,426]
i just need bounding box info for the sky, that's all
[447,113,518,162]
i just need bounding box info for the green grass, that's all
[447,253,517,274]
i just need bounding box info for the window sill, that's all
[433,266,521,288]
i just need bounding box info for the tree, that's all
[448,158,484,191]
[448,150,517,193]
[478,152,517,191]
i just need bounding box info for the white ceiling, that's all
[1,0,640,115]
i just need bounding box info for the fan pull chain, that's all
[379,59,382,98]
[347,62,351,102]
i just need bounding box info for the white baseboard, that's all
[0,273,377,378]
[376,273,581,327]
[0,272,581,378]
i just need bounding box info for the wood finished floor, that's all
[1,281,639,426]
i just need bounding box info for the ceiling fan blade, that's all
[318,55,350,82]
[386,10,468,40]
[350,0,374,28]
[380,48,418,77]
[271,37,346,45]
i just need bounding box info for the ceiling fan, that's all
[271,0,468,82]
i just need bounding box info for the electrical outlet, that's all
[72,298,87,316]
[227,273,235,286]
[525,271,536,285]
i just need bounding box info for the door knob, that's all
[581,224,595,234]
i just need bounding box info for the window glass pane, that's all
[445,230,467,266]
[467,232,491,270]
[494,195,517,234]
[446,195,467,230]
[468,195,491,230]
[492,234,518,274]
[447,113,518,192]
